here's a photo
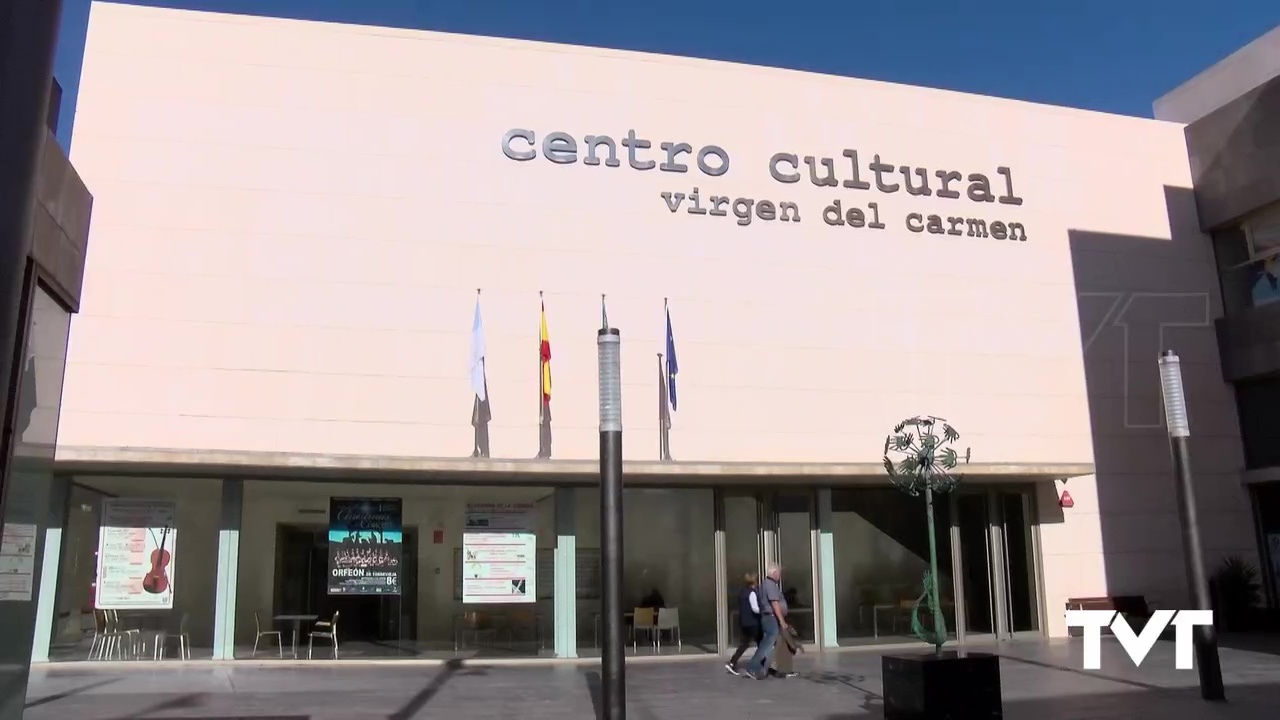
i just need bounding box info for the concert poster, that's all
[94,499,177,610]
[327,497,402,595]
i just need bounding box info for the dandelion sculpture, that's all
[882,415,970,654]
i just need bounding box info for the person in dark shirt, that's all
[638,587,665,609]
[725,573,762,675]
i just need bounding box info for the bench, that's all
[1065,596,1152,636]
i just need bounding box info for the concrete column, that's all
[212,479,242,660]
[30,475,70,662]
[816,488,838,648]
[553,488,577,658]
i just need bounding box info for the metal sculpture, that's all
[882,415,970,653]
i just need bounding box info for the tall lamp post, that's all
[597,327,625,719]
[1158,350,1225,701]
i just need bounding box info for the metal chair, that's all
[87,610,108,660]
[308,611,340,659]
[631,607,657,651]
[156,613,191,660]
[252,613,284,658]
[106,610,140,660]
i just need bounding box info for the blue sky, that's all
[53,0,1280,147]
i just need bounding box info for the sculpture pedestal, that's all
[881,651,1002,720]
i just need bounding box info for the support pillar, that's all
[816,488,838,648]
[553,487,577,658]
[212,479,242,660]
[30,475,70,662]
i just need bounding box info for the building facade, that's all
[1156,24,1280,609]
[24,1,1260,663]
[1,63,94,718]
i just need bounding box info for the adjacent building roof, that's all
[1154,24,1280,123]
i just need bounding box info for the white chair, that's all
[252,613,284,658]
[656,608,681,651]
[308,611,340,659]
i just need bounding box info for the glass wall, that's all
[575,488,716,655]
[48,476,223,661]
[1,285,71,672]
[829,488,956,645]
[1254,482,1280,609]
[235,481,555,660]
[776,492,816,643]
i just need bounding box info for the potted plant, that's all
[879,416,1001,719]
[1211,555,1261,632]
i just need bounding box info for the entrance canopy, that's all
[54,446,1093,487]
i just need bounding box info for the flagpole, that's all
[658,352,667,461]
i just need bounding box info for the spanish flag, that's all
[537,298,553,458]
[539,301,552,406]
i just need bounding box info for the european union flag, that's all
[665,305,678,411]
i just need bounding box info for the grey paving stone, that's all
[21,638,1280,719]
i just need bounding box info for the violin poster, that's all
[327,497,402,595]
[94,499,177,610]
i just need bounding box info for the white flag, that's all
[469,298,487,402]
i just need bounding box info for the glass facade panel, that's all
[48,476,222,661]
[575,488,716,654]
[829,488,956,644]
[776,492,816,643]
[235,481,555,659]
[1,286,71,678]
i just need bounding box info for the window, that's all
[1234,375,1280,470]
[1242,204,1280,309]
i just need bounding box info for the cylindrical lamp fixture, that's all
[598,328,622,431]
[1159,350,1190,438]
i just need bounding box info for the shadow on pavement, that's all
[24,677,120,709]
[1218,633,1280,658]
[585,670,602,720]
[388,658,476,720]
[803,671,883,716]
[110,692,207,720]
[813,681,1280,719]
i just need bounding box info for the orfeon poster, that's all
[327,497,403,595]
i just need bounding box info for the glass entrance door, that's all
[953,487,1041,640]
[716,490,816,650]
[772,492,816,643]
[955,494,996,637]
[996,491,1040,635]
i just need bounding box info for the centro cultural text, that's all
[501,128,1028,241]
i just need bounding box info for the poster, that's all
[462,502,536,604]
[0,523,38,602]
[328,497,402,595]
[95,499,177,610]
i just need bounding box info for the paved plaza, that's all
[22,637,1280,719]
